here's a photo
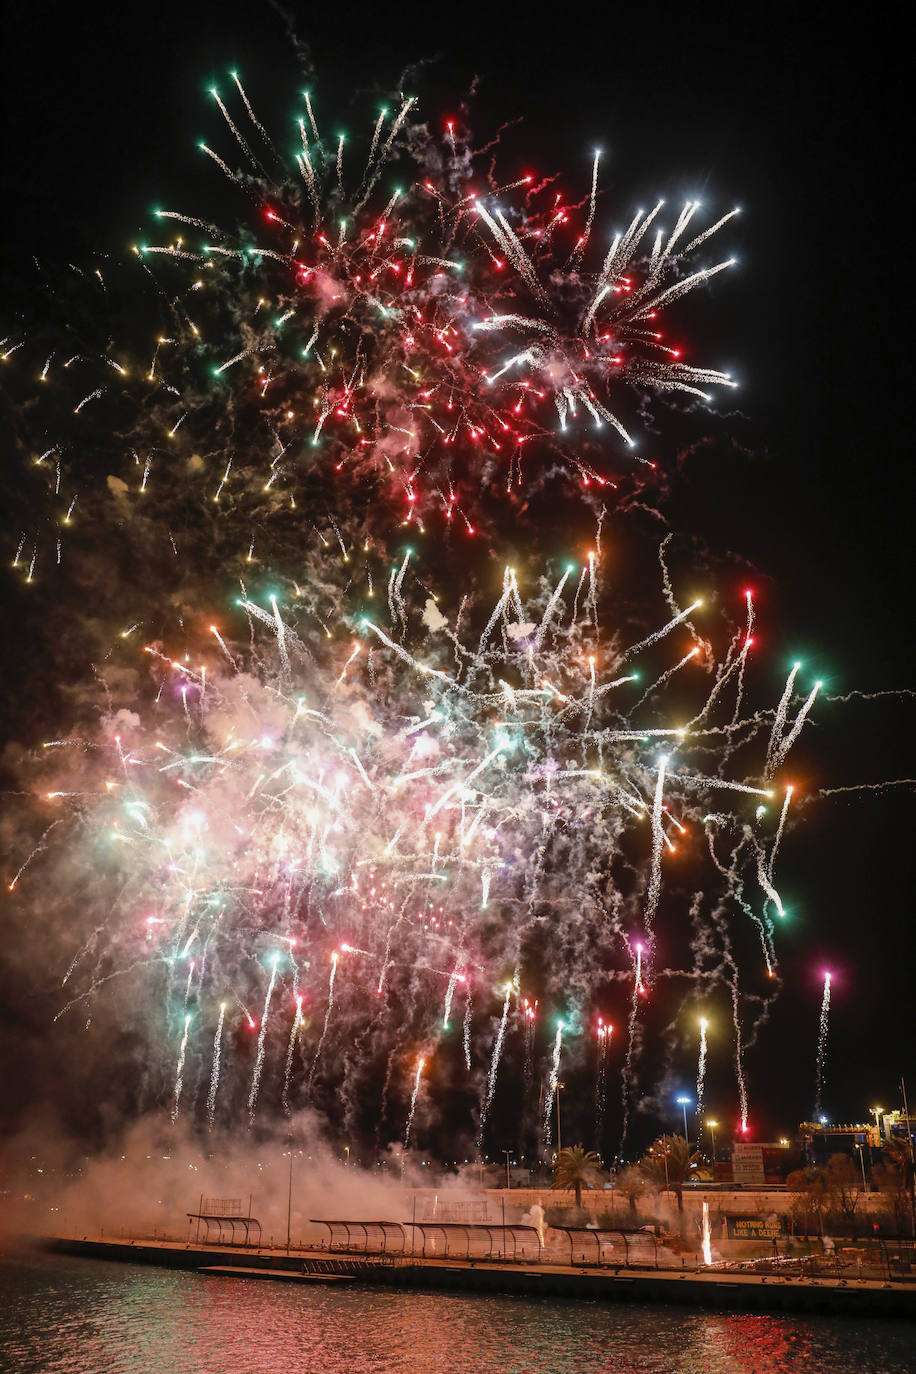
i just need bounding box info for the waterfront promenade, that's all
[44,1234,916,1318]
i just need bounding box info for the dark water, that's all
[0,1251,913,1374]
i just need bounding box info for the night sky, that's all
[1,2,912,1160]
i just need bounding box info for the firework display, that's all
[814,972,832,1119]
[4,74,829,1156]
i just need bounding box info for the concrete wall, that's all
[408,1186,893,1228]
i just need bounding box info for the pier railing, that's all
[707,1237,916,1283]
[309,1219,543,1262]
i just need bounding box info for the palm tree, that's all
[787,1165,827,1239]
[552,1144,603,1208]
[824,1153,864,1235]
[616,1164,649,1217]
[874,1137,916,1234]
[638,1134,700,1213]
[882,1136,915,1191]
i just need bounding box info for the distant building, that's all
[799,1120,878,1164]
[715,1141,795,1186]
[880,1111,916,1148]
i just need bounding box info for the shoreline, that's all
[40,1235,916,1318]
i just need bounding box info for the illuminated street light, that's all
[706,1119,719,1164]
[855,1142,868,1193]
[676,1095,691,1142]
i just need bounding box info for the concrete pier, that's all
[44,1235,916,1318]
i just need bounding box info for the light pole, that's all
[676,1095,691,1145]
[855,1142,868,1194]
[870,1107,884,1143]
[286,1151,293,1255]
[502,1149,512,1190]
[903,1077,916,1166]
[707,1119,718,1166]
[901,1078,916,1240]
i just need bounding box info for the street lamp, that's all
[707,1119,719,1165]
[285,1151,293,1255]
[870,1107,885,1142]
[855,1142,868,1193]
[676,1095,691,1144]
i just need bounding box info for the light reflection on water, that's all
[1,1252,913,1374]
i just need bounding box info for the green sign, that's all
[725,1215,787,1240]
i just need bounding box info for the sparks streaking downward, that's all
[34,551,811,1151]
[815,971,832,1119]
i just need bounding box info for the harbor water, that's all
[1,1249,913,1373]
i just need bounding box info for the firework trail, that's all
[765,665,801,779]
[771,681,822,776]
[731,972,749,1134]
[171,1014,191,1125]
[755,846,785,921]
[309,952,338,1091]
[704,818,776,979]
[643,756,668,944]
[619,943,644,1154]
[595,1019,612,1151]
[282,996,304,1115]
[543,1021,564,1153]
[523,998,537,1086]
[730,590,755,725]
[769,786,793,881]
[6,820,64,893]
[463,982,473,1072]
[479,979,513,1146]
[819,779,916,796]
[631,646,700,711]
[404,1056,425,1149]
[815,972,832,1118]
[206,1001,226,1128]
[696,1017,708,1117]
[442,964,464,1030]
[248,953,279,1122]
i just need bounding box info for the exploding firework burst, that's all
[17,533,810,1151]
[8,77,740,580]
[3,73,837,1157]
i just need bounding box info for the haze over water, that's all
[2,1251,913,1374]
